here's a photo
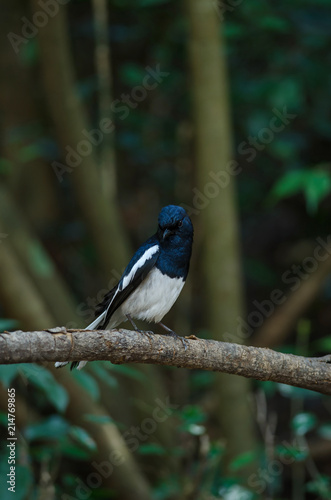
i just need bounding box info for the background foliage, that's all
[1,0,331,498]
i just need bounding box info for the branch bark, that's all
[1,329,331,396]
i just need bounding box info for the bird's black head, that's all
[156,205,193,278]
[157,205,193,244]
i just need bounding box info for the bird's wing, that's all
[89,241,160,330]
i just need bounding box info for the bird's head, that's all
[157,205,193,244]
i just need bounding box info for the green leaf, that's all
[0,460,33,500]
[269,138,298,161]
[276,443,308,462]
[0,318,20,331]
[208,442,225,460]
[83,414,114,425]
[69,426,97,452]
[269,78,303,109]
[25,415,69,441]
[72,369,100,400]
[138,443,166,456]
[0,158,12,174]
[224,23,244,39]
[229,450,259,471]
[178,405,207,434]
[270,167,331,214]
[259,16,290,32]
[27,240,55,277]
[153,477,179,500]
[291,412,317,436]
[318,424,331,440]
[17,143,43,163]
[19,364,69,412]
[0,412,7,426]
[119,63,147,86]
[58,437,92,460]
[191,371,215,390]
[139,0,171,6]
[13,466,33,500]
[277,383,321,399]
[108,363,147,382]
[19,39,38,66]
[178,405,206,425]
[270,170,306,202]
[244,258,277,286]
[304,169,331,214]
[90,363,118,388]
[312,336,331,352]
[0,365,20,388]
[256,380,276,396]
[306,475,331,498]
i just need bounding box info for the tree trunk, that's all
[0,186,81,326]
[0,0,58,230]
[0,239,55,330]
[30,0,130,274]
[185,0,257,474]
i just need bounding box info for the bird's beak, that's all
[163,228,172,240]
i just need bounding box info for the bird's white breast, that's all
[118,267,185,324]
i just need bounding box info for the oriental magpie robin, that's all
[55,205,193,370]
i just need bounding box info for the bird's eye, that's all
[178,220,183,227]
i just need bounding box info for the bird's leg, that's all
[126,315,154,339]
[157,322,188,351]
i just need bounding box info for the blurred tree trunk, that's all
[0,239,55,330]
[185,0,257,475]
[30,0,130,275]
[92,0,117,200]
[0,186,82,326]
[252,250,331,348]
[0,0,58,230]
[0,0,79,326]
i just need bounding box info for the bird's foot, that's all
[126,314,154,340]
[137,328,155,340]
[158,322,188,351]
[168,330,188,351]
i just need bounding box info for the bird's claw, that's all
[180,336,188,351]
[137,329,154,340]
[167,330,188,351]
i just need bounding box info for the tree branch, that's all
[1,329,331,395]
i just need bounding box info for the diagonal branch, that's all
[1,329,331,396]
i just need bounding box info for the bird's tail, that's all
[54,310,108,370]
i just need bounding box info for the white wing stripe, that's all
[120,245,159,290]
[85,244,159,331]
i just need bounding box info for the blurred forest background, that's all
[1,0,331,498]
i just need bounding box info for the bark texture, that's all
[1,328,331,396]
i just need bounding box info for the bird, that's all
[55,205,194,370]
